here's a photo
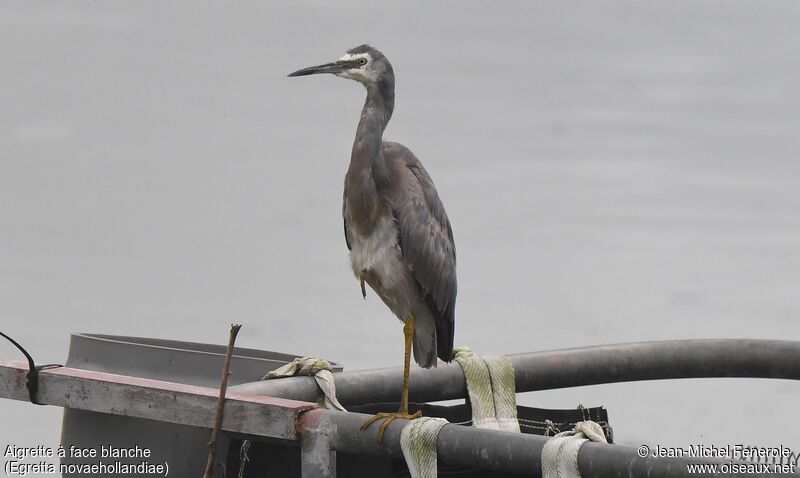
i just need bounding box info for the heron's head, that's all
[288,44,394,92]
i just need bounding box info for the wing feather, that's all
[342,183,352,251]
[384,142,456,362]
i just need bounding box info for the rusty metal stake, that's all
[203,324,242,478]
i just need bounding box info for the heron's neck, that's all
[352,84,394,164]
[345,85,394,232]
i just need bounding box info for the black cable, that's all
[0,331,62,405]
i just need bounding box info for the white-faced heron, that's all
[289,45,457,439]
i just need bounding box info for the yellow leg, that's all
[360,313,422,443]
[399,313,414,414]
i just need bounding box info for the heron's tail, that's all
[412,312,438,368]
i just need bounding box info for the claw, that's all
[359,271,367,299]
[360,410,422,444]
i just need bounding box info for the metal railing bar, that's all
[2,355,796,477]
[231,339,800,405]
[298,408,797,478]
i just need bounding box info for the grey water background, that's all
[2,0,799,461]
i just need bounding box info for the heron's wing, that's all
[342,184,352,251]
[384,143,456,361]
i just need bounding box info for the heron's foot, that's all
[359,410,422,444]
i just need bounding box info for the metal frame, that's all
[2,339,799,477]
[298,408,770,478]
[0,359,314,439]
[231,339,800,404]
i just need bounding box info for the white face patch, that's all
[336,52,376,83]
[339,52,370,62]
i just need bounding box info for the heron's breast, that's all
[348,215,405,289]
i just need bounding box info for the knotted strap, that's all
[400,417,448,478]
[541,420,608,478]
[262,356,346,411]
[453,346,520,432]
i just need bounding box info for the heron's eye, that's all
[357,58,367,66]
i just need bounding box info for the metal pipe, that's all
[298,408,796,477]
[231,339,800,405]
[300,427,336,478]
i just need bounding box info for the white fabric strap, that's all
[453,347,520,432]
[541,420,608,478]
[261,356,346,411]
[400,417,448,478]
[481,354,520,432]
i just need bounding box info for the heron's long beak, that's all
[288,60,357,77]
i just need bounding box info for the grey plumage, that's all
[290,45,456,369]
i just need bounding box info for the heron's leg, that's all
[360,313,422,443]
[399,312,415,414]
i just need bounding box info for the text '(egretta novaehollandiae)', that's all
[289,45,457,440]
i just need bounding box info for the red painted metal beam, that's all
[0,360,316,440]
